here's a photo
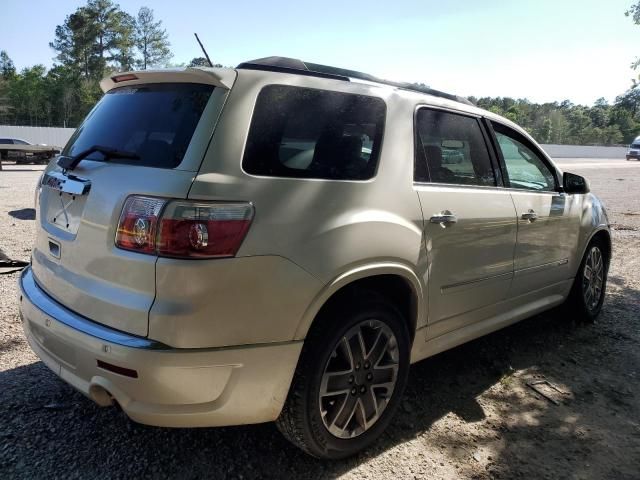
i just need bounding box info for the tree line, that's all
[1,0,640,146]
[469,93,640,145]
[0,0,177,128]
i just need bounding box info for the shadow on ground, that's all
[8,209,36,221]
[1,282,638,479]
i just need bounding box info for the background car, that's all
[0,137,56,165]
[626,136,640,160]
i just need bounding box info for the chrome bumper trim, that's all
[19,266,168,350]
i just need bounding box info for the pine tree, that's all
[135,7,172,70]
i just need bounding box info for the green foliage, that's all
[187,57,223,68]
[0,51,16,78]
[2,1,640,143]
[475,93,640,145]
[0,1,180,127]
[135,7,172,69]
[50,0,136,79]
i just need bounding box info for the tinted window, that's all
[13,139,29,145]
[243,85,386,180]
[0,139,13,144]
[63,83,214,169]
[415,109,496,186]
[492,122,556,191]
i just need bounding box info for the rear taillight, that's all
[115,196,165,254]
[115,196,254,259]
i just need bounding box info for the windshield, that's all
[63,83,214,169]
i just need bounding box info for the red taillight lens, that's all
[115,196,254,259]
[157,202,254,258]
[111,73,138,83]
[115,196,166,253]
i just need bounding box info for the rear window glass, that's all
[63,83,214,169]
[242,85,386,180]
[415,108,496,187]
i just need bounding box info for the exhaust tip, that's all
[89,385,115,407]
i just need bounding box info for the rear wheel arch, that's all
[294,265,424,344]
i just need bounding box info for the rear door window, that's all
[242,85,386,180]
[415,108,496,186]
[63,83,214,169]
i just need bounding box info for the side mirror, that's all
[563,172,590,194]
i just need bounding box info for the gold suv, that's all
[18,57,610,458]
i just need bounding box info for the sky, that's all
[0,0,638,105]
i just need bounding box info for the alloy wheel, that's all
[319,319,400,439]
[582,246,604,312]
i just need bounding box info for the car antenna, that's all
[194,33,213,67]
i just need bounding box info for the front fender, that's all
[573,193,611,276]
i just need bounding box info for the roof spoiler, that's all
[99,67,237,93]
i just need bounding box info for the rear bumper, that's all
[18,266,302,427]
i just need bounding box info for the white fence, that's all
[541,144,627,159]
[0,126,75,149]
[0,126,629,159]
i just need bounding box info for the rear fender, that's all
[293,262,425,341]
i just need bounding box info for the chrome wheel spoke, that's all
[360,388,379,422]
[366,330,389,366]
[349,332,366,365]
[340,337,356,370]
[371,365,397,392]
[353,399,370,432]
[329,393,358,431]
[320,369,354,396]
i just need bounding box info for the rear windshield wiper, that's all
[57,145,140,171]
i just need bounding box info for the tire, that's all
[565,237,609,323]
[276,292,411,459]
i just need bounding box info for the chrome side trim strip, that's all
[20,267,168,350]
[514,258,569,276]
[441,271,513,294]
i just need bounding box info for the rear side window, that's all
[243,85,386,180]
[415,108,496,186]
[63,83,214,169]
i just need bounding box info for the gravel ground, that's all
[1,160,639,479]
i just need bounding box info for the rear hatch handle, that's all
[57,145,140,171]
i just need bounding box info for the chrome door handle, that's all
[521,210,538,222]
[430,211,458,226]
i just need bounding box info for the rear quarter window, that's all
[63,83,214,169]
[242,85,386,180]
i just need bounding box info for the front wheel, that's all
[277,294,410,459]
[565,238,609,322]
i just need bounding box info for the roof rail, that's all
[236,56,474,106]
